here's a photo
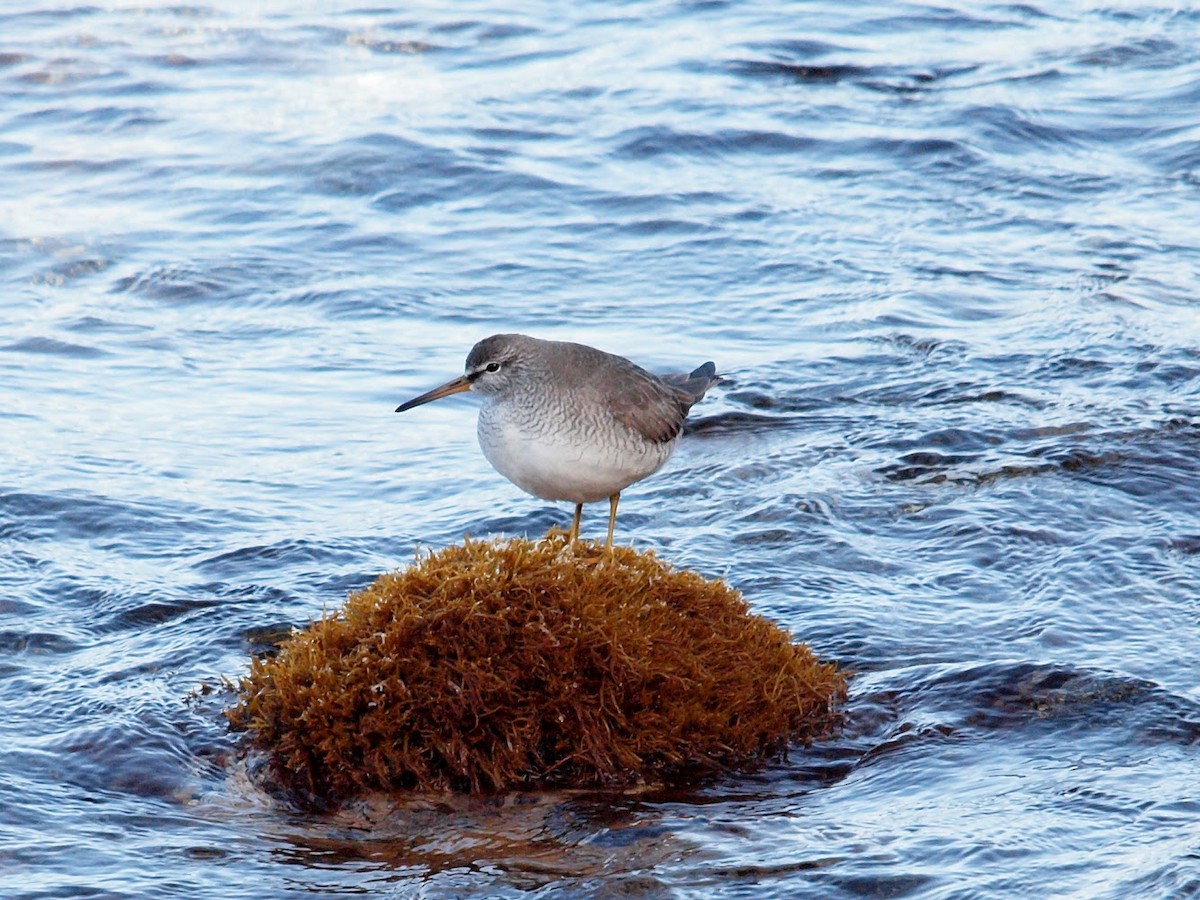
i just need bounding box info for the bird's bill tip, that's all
[395,375,472,412]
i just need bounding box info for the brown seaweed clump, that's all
[227,535,845,800]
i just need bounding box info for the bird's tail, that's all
[663,361,721,408]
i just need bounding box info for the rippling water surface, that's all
[3,1,1199,897]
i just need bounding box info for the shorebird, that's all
[395,334,719,548]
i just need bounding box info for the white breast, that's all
[476,406,675,504]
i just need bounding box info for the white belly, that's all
[477,413,674,504]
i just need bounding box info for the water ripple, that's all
[3,0,1200,896]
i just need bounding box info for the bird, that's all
[395,334,719,548]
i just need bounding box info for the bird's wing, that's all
[609,370,690,443]
[568,343,718,445]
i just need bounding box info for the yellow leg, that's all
[568,503,583,543]
[605,492,620,550]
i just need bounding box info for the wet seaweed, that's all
[227,535,845,800]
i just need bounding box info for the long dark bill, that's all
[395,374,472,412]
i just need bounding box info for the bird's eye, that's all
[485,362,501,373]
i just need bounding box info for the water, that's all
[2,0,1198,896]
